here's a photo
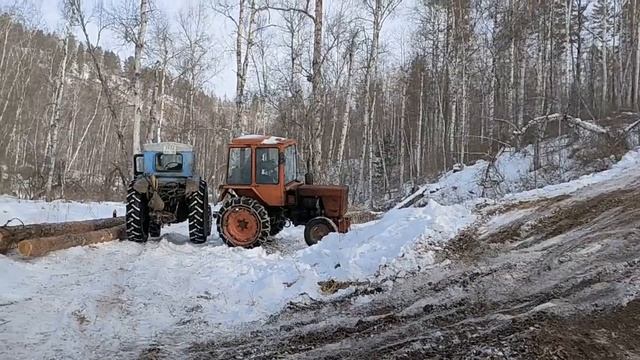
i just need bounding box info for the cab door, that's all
[252,147,284,206]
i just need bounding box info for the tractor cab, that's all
[134,142,195,178]
[220,135,300,206]
[217,135,351,248]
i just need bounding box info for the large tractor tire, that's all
[126,181,149,243]
[188,179,211,244]
[217,197,270,248]
[304,216,338,246]
[269,212,286,236]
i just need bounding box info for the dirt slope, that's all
[178,177,640,360]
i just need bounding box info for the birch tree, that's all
[44,5,73,199]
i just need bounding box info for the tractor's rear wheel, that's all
[126,182,149,243]
[217,197,270,248]
[188,179,210,244]
[304,217,338,246]
[269,212,286,236]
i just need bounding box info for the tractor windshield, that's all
[227,147,252,184]
[156,153,183,172]
[256,148,279,184]
[284,145,297,183]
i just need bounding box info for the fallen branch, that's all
[0,217,124,253]
[17,224,125,257]
[625,116,640,133]
[564,115,608,134]
[514,113,609,137]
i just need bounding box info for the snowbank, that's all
[396,142,640,207]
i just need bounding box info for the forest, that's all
[0,0,639,209]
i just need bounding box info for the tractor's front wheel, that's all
[304,217,338,246]
[126,182,149,243]
[217,197,270,248]
[187,179,210,244]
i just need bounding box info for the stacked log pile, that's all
[0,216,126,257]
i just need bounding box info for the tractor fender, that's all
[185,177,201,195]
[132,177,151,193]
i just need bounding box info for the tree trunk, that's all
[17,225,125,257]
[309,0,324,178]
[235,0,246,131]
[399,76,407,189]
[518,41,526,132]
[0,217,124,253]
[565,0,573,102]
[416,71,424,177]
[602,1,609,114]
[460,50,468,164]
[337,35,355,177]
[45,28,71,199]
[636,4,640,110]
[157,65,166,142]
[132,0,150,155]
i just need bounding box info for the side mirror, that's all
[134,154,144,176]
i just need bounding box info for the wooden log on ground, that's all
[0,217,124,253]
[17,224,126,257]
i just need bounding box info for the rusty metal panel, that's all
[297,185,349,217]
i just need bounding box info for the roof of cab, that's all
[231,135,296,146]
[143,142,193,152]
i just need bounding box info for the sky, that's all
[2,0,415,99]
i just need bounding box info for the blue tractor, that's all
[126,142,211,243]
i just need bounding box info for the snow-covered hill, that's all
[1,145,640,359]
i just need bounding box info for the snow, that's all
[233,135,285,144]
[236,134,264,140]
[0,195,474,358]
[261,136,286,144]
[506,147,640,202]
[393,147,536,207]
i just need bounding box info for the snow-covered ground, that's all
[2,145,640,359]
[0,196,473,358]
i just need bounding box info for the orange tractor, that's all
[216,135,351,248]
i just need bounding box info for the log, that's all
[17,224,126,257]
[0,217,124,253]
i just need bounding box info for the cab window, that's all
[256,148,279,184]
[284,145,297,183]
[227,147,252,184]
[156,153,183,172]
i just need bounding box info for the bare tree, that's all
[69,0,130,185]
[105,0,151,154]
[214,0,266,132]
[44,5,73,199]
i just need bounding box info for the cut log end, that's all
[17,241,33,257]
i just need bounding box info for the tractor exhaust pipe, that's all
[305,158,314,185]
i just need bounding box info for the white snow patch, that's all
[236,134,265,139]
[261,136,286,144]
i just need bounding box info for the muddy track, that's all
[174,183,640,360]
